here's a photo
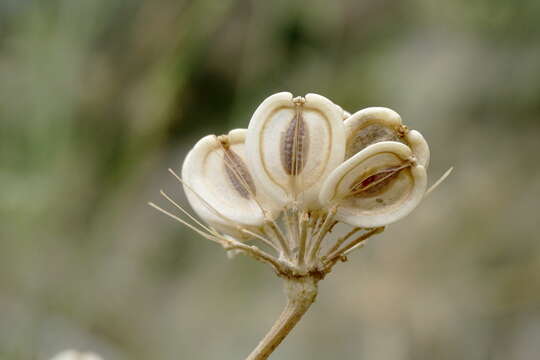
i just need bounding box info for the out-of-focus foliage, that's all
[1,0,540,359]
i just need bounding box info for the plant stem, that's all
[246,276,318,360]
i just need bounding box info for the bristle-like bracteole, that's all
[168,168,249,239]
[159,190,218,236]
[148,202,223,244]
[425,166,453,198]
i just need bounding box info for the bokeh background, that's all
[2,0,540,359]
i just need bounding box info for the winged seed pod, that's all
[345,107,430,167]
[150,92,449,360]
[319,141,427,228]
[245,92,345,209]
[181,128,281,238]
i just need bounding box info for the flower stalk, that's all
[246,276,319,360]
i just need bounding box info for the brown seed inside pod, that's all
[280,107,310,176]
[223,148,256,199]
[350,165,408,198]
[346,124,402,158]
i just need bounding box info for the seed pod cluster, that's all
[181,92,430,237]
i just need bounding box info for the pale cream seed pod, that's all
[246,92,346,209]
[345,107,430,167]
[181,128,280,237]
[319,141,427,228]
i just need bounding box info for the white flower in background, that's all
[49,350,103,360]
[149,92,451,359]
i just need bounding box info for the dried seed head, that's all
[246,92,345,209]
[319,141,427,227]
[153,92,439,292]
[182,129,280,235]
[345,107,430,167]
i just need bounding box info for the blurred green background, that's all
[1,0,540,359]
